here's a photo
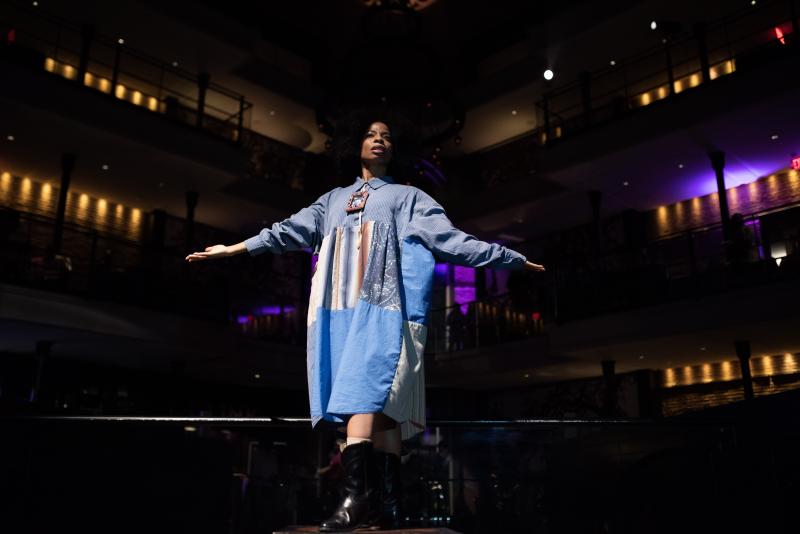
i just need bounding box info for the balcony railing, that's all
[531,0,799,144]
[0,0,252,143]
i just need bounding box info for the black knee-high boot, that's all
[374,450,403,529]
[319,440,379,532]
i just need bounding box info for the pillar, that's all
[734,339,754,401]
[709,151,731,246]
[111,39,123,95]
[52,153,75,254]
[77,24,94,86]
[693,22,711,83]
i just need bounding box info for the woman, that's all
[186,118,545,531]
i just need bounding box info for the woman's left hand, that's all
[524,260,545,272]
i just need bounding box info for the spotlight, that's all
[511,109,517,115]
[269,110,275,116]
[117,38,125,45]
[609,59,616,66]
[543,69,554,80]
[254,373,261,379]
[171,60,179,67]
[623,180,629,186]
[6,135,14,141]
[678,163,684,169]
[101,164,109,170]
[651,20,683,34]
[771,133,779,140]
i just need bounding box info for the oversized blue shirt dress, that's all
[244,175,527,440]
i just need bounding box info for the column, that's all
[52,153,75,253]
[709,151,731,247]
[693,22,711,83]
[78,24,95,86]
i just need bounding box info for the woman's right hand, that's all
[185,244,231,262]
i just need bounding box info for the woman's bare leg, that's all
[372,425,401,456]
[346,413,401,455]
[346,413,401,456]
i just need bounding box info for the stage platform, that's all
[275,527,461,533]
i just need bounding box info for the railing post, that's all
[197,72,210,128]
[694,22,711,83]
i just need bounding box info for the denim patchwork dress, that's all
[244,175,527,440]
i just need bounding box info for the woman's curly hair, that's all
[330,108,420,184]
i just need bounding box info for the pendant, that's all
[345,190,369,213]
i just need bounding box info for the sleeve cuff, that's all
[244,235,267,257]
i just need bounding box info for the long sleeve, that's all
[402,188,527,269]
[243,190,332,256]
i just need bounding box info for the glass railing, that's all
[1,396,795,533]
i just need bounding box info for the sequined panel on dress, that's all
[359,221,401,311]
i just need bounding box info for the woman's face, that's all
[360,121,393,167]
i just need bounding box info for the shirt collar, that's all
[353,175,395,190]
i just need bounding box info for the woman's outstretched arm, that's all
[185,189,334,263]
[402,188,545,272]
